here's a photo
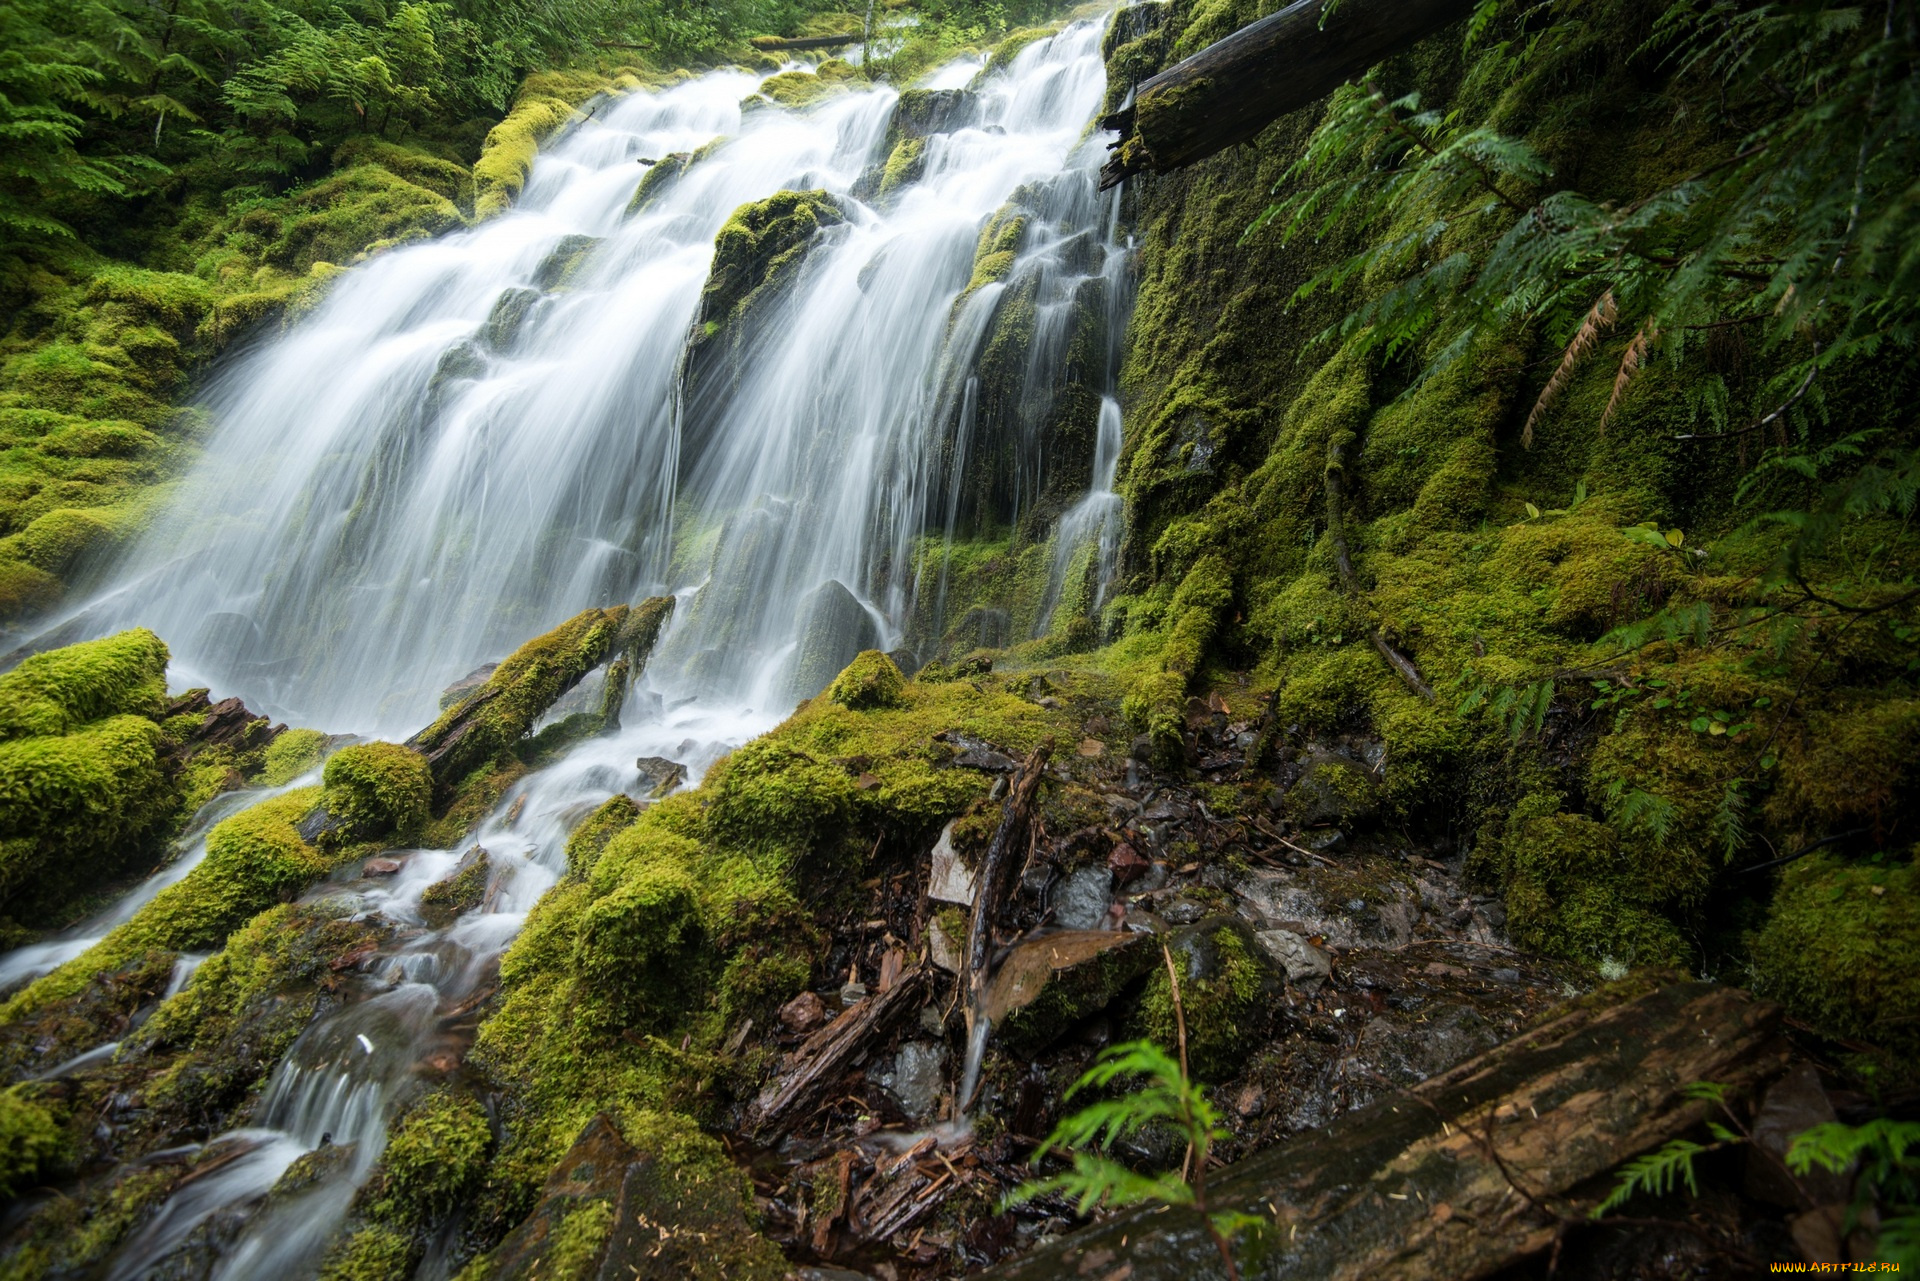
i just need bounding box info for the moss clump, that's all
[321,742,432,842]
[703,739,857,862]
[748,59,861,110]
[0,1086,63,1196]
[371,1091,494,1225]
[474,70,626,218]
[0,713,173,925]
[1482,793,1689,968]
[0,627,169,738]
[1751,854,1920,1055]
[317,1225,416,1281]
[574,857,706,1034]
[826,649,907,710]
[564,795,640,879]
[1131,922,1275,1080]
[261,727,328,785]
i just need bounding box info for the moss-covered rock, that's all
[1130,919,1281,1080]
[746,59,861,111]
[1751,853,1920,1055]
[0,1084,63,1196]
[320,741,433,844]
[420,847,491,926]
[826,649,908,711]
[0,627,169,738]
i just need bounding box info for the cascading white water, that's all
[63,18,1118,739]
[60,22,1130,1278]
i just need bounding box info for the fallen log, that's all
[1099,0,1478,189]
[981,979,1788,1279]
[747,966,928,1138]
[750,32,860,50]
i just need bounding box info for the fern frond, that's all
[1601,318,1658,433]
[1592,1138,1706,1216]
[1524,289,1617,448]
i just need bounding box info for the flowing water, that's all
[17,18,1133,1276]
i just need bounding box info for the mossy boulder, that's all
[695,189,847,345]
[1751,853,1920,1054]
[0,627,168,739]
[368,1091,494,1226]
[260,726,328,784]
[0,1085,63,1196]
[1131,918,1283,1080]
[826,649,907,711]
[747,59,860,111]
[420,847,491,927]
[319,742,433,843]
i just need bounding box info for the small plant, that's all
[1789,1118,1920,1267]
[1004,943,1260,1278]
[1592,1082,1746,1216]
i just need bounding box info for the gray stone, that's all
[927,822,976,905]
[880,1041,947,1121]
[1254,928,1333,989]
[789,579,882,700]
[1052,866,1113,930]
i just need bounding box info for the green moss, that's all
[749,59,861,110]
[372,1091,494,1225]
[1751,854,1920,1055]
[321,741,432,842]
[474,72,619,218]
[1131,923,1274,1079]
[0,787,328,1024]
[1480,792,1689,968]
[697,190,847,338]
[564,795,641,879]
[0,713,174,929]
[420,849,490,924]
[261,727,328,785]
[573,856,705,1034]
[317,1226,416,1281]
[0,1086,63,1196]
[825,649,907,710]
[545,1199,615,1277]
[0,627,169,738]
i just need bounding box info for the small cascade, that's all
[0,780,314,996]
[1037,394,1126,634]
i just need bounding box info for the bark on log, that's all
[1099,0,1478,189]
[750,32,861,50]
[747,966,928,1138]
[981,979,1788,1280]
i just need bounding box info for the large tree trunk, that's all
[980,979,1788,1279]
[1099,0,1478,189]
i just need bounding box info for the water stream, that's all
[18,18,1133,1276]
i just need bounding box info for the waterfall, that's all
[56,21,1130,1278]
[64,19,1120,738]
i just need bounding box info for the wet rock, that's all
[483,286,541,351]
[989,930,1158,1056]
[1051,866,1112,930]
[420,847,489,928]
[532,232,598,289]
[1747,1062,1849,1208]
[780,990,828,1035]
[790,579,883,700]
[362,856,404,876]
[927,822,977,906]
[927,914,963,972]
[1254,928,1333,989]
[876,1040,947,1121]
[633,755,686,798]
[438,662,498,709]
[889,87,975,143]
[1108,842,1151,887]
[1231,1083,1267,1119]
[1284,748,1380,827]
[886,646,920,678]
[478,1112,783,1279]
